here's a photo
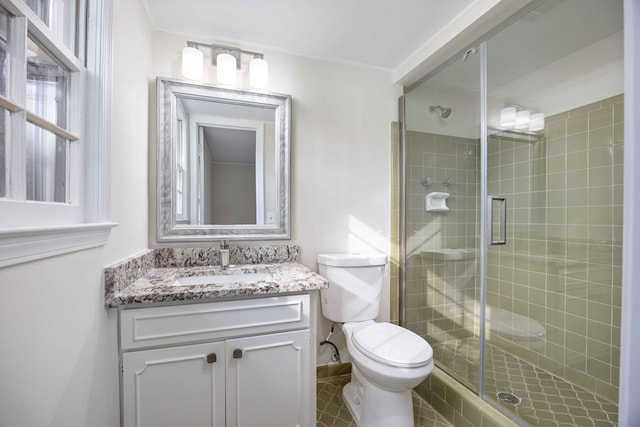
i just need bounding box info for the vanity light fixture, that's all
[181,41,269,89]
[500,106,545,132]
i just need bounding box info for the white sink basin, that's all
[171,272,273,287]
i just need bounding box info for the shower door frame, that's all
[620,0,640,424]
[477,42,489,402]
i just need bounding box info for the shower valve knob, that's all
[420,177,431,186]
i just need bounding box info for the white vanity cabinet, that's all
[122,341,226,426]
[119,294,312,427]
[225,330,310,426]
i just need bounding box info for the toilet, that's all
[484,305,546,351]
[318,253,433,427]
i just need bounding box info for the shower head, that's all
[429,105,452,119]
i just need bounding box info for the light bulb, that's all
[529,113,545,132]
[500,107,516,128]
[217,53,237,85]
[249,57,269,89]
[181,46,203,80]
[514,110,530,130]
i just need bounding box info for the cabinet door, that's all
[122,342,225,427]
[226,330,310,427]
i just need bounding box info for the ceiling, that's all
[142,0,475,70]
[426,0,623,92]
[204,127,256,164]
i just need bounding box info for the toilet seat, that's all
[351,322,433,368]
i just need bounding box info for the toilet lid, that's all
[352,323,433,368]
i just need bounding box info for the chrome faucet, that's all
[219,240,230,269]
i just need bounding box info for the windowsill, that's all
[0,222,117,267]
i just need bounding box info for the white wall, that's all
[150,31,401,364]
[0,249,118,427]
[103,0,153,265]
[273,51,401,364]
[0,0,152,425]
[208,162,256,224]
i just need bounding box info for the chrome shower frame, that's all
[398,95,407,327]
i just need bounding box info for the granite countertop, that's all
[104,246,329,308]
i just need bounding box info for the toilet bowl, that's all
[340,321,433,426]
[318,253,434,427]
[483,305,546,351]
[343,321,433,392]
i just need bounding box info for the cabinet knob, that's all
[206,353,217,364]
[233,349,243,359]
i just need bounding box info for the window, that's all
[0,1,81,213]
[26,36,73,203]
[24,0,79,54]
[0,0,114,267]
[175,117,188,222]
[1,8,10,199]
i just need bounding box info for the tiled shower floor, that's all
[317,375,452,427]
[432,337,618,427]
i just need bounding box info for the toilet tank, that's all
[317,253,387,323]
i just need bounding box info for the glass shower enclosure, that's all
[401,1,623,425]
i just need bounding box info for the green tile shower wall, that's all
[404,130,479,346]
[486,94,623,402]
[402,94,622,404]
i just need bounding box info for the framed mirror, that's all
[156,77,291,242]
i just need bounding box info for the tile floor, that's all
[318,338,618,426]
[432,337,618,427]
[317,375,452,427]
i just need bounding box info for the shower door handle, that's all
[488,196,507,245]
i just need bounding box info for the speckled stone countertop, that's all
[104,245,328,308]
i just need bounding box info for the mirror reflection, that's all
[157,78,290,242]
[175,97,277,225]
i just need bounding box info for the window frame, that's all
[0,0,114,267]
[175,101,188,223]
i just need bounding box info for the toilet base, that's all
[342,364,415,427]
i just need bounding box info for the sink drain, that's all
[497,392,521,405]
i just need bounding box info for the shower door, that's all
[402,0,622,424]
[402,47,482,394]
[481,1,623,423]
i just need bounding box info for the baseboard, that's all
[317,362,352,381]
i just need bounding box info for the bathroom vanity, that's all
[105,246,328,427]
